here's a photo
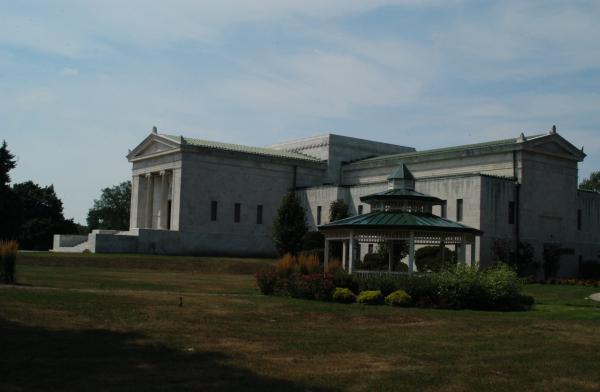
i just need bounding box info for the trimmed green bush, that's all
[332,287,356,303]
[385,290,412,307]
[357,290,383,305]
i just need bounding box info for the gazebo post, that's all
[324,238,330,271]
[348,231,354,274]
[342,240,347,271]
[459,236,467,265]
[388,240,393,272]
[440,236,446,264]
[470,238,476,267]
[408,231,415,273]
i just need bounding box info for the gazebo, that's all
[318,165,483,274]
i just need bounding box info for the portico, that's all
[135,170,174,230]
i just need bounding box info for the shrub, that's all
[297,252,321,275]
[289,273,335,300]
[385,290,412,307]
[357,290,383,305]
[275,253,297,277]
[333,269,360,293]
[415,246,456,272]
[255,266,277,295]
[0,240,18,284]
[362,253,389,270]
[332,287,356,303]
[325,258,342,274]
[357,275,401,296]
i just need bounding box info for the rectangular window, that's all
[509,201,516,225]
[441,201,447,218]
[577,209,582,231]
[257,204,263,224]
[456,199,463,222]
[210,201,218,221]
[358,205,363,215]
[234,203,241,223]
[317,206,322,225]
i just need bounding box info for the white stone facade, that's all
[53,128,600,277]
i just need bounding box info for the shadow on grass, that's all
[0,317,330,392]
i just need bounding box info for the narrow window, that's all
[577,209,582,231]
[368,244,374,254]
[456,199,463,222]
[317,206,322,225]
[234,203,241,223]
[441,201,447,218]
[358,205,363,215]
[257,204,263,224]
[210,201,218,221]
[509,201,516,225]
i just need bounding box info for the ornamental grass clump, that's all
[385,290,412,307]
[332,287,356,303]
[357,290,384,305]
[0,240,18,284]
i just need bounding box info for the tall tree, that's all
[12,181,78,250]
[329,199,349,222]
[272,192,307,256]
[0,140,16,187]
[580,171,600,192]
[0,141,20,240]
[87,181,131,230]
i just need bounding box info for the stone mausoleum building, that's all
[53,126,600,276]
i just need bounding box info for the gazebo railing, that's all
[353,270,410,279]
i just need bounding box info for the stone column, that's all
[159,170,170,230]
[145,173,154,229]
[130,175,142,229]
[408,232,415,273]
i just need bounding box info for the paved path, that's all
[590,293,600,302]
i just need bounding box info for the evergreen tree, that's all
[0,141,19,240]
[329,199,349,222]
[87,181,131,230]
[272,192,307,256]
[580,171,600,192]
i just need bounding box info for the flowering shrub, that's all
[289,273,335,300]
[357,290,384,305]
[332,287,356,303]
[385,290,411,307]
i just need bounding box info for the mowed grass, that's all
[1,253,600,392]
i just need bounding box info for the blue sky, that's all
[1,0,599,223]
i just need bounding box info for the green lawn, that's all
[1,252,599,392]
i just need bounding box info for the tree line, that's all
[0,141,131,250]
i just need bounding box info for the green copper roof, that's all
[388,164,415,180]
[359,133,546,163]
[360,189,444,203]
[319,211,482,234]
[162,134,322,162]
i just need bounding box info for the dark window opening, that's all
[358,205,363,215]
[457,199,463,222]
[167,200,172,229]
[257,204,263,224]
[234,203,241,223]
[210,201,218,221]
[509,201,516,225]
[317,206,322,225]
[441,202,447,218]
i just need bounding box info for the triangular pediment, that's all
[524,134,586,161]
[127,134,181,161]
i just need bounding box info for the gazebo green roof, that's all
[360,189,444,204]
[319,211,482,234]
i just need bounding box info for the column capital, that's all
[159,170,166,176]
[145,173,152,178]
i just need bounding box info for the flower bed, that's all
[256,256,534,311]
